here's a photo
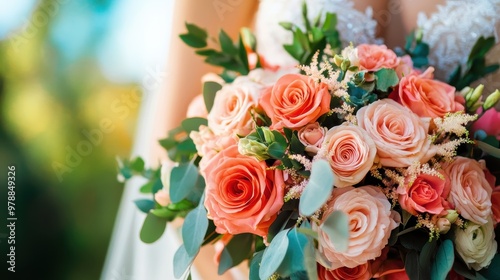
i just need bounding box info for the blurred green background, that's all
[0,0,171,279]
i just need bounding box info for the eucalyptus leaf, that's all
[182,196,208,257]
[140,212,167,244]
[134,199,155,213]
[249,251,264,280]
[173,244,195,279]
[218,247,233,275]
[218,234,253,274]
[130,157,145,172]
[276,228,309,277]
[419,240,437,279]
[375,68,399,91]
[405,250,420,280]
[170,161,199,203]
[431,239,454,280]
[181,117,208,133]
[320,210,349,252]
[299,159,334,216]
[260,230,290,280]
[477,140,500,158]
[304,240,318,280]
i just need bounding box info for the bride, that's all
[102,0,500,279]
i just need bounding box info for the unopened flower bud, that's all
[445,210,459,224]
[459,86,472,98]
[241,27,256,51]
[466,84,484,108]
[483,89,500,111]
[333,55,343,67]
[238,138,269,161]
[341,60,350,72]
[261,127,275,144]
[415,28,423,42]
[437,218,451,234]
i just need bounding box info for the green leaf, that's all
[182,196,209,257]
[195,49,218,56]
[249,251,264,280]
[134,199,155,213]
[260,230,290,280]
[140,212,167,243]
[279,22,294,31]
[219,29,237,55]
[203,81,222,113]
[268,142,286,159]
[405,250,420,280]
[478,254,500,279]
[179,34,207,48]
[375,68,399,91]
[130,157,145,172]
[431,239,454,280]
[150,207,176,219]
[276,228,309,277]
[185,23,207,41]
[477,140,500,158]
[291,133,306,154]
[173,244,195,279]
[419,240,437,279]
[181,117,208,133]
[320,210,349,252]
[170,161,199,203]
[299,159,334,216]
[218,234,253,274]
[238,35,249,74]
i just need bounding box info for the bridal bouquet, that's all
[119,5,500,280]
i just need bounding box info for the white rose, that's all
[454,217,497,271]
[341,45,359,68]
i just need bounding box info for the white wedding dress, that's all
[102,1,500,280]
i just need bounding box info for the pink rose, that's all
[357,44,399,72]
[317,124,377,187]
[395,55,417,79]
[318,263,371,280]
[397,172,451,215]
[186,94,208,118]
[393,67,464,118]
[260,74,331,130]
[356,99,435,167]
[298,122,327,154]
[492,186,500,226]
[444,157,493,225]
[208,81,263,136]
[471,108,500,140]
[317,186,399,269]
[203,144,284,237]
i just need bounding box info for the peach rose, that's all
[298,122,327,154]
[356,99,435,167]
[471,108,500,140]
[208,81,263,136]
[318,263,371,280]
[357,44,399,72]
[186,94,208,118]
[395,55,417,79]
[317,124,377,187]
[397,172,451,215]
[444,157,493,225]
[203,144,284,237]
[393,67,464,118]
[260,74,331,130]
[492,186,500,226]
[317,186,399,269]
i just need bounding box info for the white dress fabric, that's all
[103,1,500,279]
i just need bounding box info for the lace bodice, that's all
[418,0,500,80]
[255,0,500,90]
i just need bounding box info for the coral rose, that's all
[454,217,497,271]
[393,67,464,118]
[397,172,451,215]
[356,99,435,167]
[203,144,284,237]
[208,80,263,136]
[444,157,493,225]
[260,74,331,130]
[357,44,399,72]
[318,263,371,280]
[317,124,377,187]
[317,186,399,269]
[298,122,327,155]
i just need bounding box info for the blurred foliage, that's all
[0,0,140,279]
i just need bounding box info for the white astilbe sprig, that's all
[298,51,348,98]
[435,138,473,161]
[289,154,312,171]
[284,180,308,201]
[331,103,357,124]
[434,112,478,137]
